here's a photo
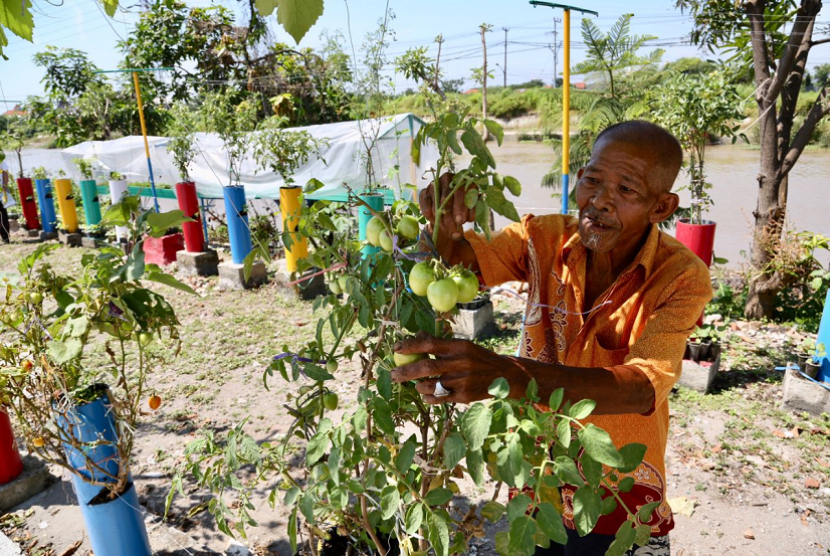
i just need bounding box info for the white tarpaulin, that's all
[60,114,438,201]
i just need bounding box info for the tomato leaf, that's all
[443,432,466,470]
[424,487,453,506]
[486,187,521,222]
[507,515,537,556]
[569,399,596,419]
[380,485,399,520]
[488,377,510,399]
[461,403,492,451]
[572,486,602,536]
[536,502,568,545]
[578,424,625,467]
[466,448,484,486]
[405,503,424,534]
[554,456,584,486]
[617,443,648,473]
[480,500,506,522]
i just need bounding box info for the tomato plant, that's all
[170,102,655,555]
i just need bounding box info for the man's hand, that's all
[419,173,479,271]
[391,332,529,404]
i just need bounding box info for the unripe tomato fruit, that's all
[409,262,435,296]
[329,279,342,295]
[337,275,349,293]
[32,437,45,448]
[366,216,386,247]
[22,360,33,372]
[148,395,162,410]
[393,352,427,366]
[326,360,338,374]
[138,332,153,347]
[452,270,479,304]
[427,279,459,313]
[323,393,339,411]
[397,215,420,240]
[29,292,43,305]
[379,229,394,252]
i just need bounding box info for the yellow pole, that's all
[280,186,308,272]
[561,8,570,215]
[132,71,160,213]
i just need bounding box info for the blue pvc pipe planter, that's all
[56,386,151,556]
[223,185,252,265]
[815,289,830,383]
[35,179,57,233]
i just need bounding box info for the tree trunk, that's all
[480,26,490,141]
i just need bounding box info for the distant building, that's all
[464,88,480,95]
[574,82,587,90]
[1,105,26,117]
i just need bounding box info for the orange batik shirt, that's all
[466,214,712,537]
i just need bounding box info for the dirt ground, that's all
[1,235,829,555]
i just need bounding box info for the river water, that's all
[12,142,830,267]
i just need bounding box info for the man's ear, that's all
[650,192,679,224]
[577,167,585,180]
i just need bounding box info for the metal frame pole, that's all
[132,71,160,213]
[562,9,570,215]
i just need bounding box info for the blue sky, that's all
[1,0,828,106]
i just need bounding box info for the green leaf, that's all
[480,500,506,522]
[495,531,509,556]
[556,419,572,449]
[47,339,82,364]
[525,378,538,402]
[304,177,325,194]
[287,508,298,554]
[145,271,197,294]
[554,456,584,486]
[405,503,424,534]
[548,388,564,411]
[578,424,624,467]
[376,367,392,400]
[65,316,89,338]
[618,477,635,493]
[634,523,652,547]
[303,363,333,381]
[569,399,596,420]
[146,210,191,238]
[299,493,315,524]
[464,186,479,209]
[483,119,505,146]
[305,431,329,465]
[372,397,396,436]
[536,502,568,545]
[396,441,416,474]
[98,0,119,17]
[284,486,300,506]
[274,0,324,44]
[503,175,522,197]
[443,432,466,470]
[462,403,492,451]
[572,486,602,536]
[617,443,648,473]
[637,501,661,522]
[427,511,451,556]
[488,377,510,399]
[580,454,602,488]
[506,494,531,521]
[0,0,34,43]
[124,248,146,281]
[485,187,520,223]
[607,521,636,556]
[600,495,617,515]
[507,515,537,556]
[424,488,453,506]
[460,125,495,168]
[380,485,400,520]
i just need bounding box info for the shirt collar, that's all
[561,223,660,279]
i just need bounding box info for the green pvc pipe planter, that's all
[79,180,102,226]
[358,192,385,259]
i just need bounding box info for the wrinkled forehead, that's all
[588,137,668,192]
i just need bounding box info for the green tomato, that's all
[366,216,386,247]
[29,292,43,305]
[409,262,435,296]
[337,275,349,293]
[323,392,339,411]
[504,175,522,196]
[138,332,153,347]
[452,270,479,304]
[397,215,420,240]
[326,360,338,374]
[379,229,394,252]
[329,279,342,295]
[427,278,459,313]
[393,352,427,366]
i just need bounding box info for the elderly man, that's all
[392,121,712,555]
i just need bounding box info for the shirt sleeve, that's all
[608,253,713,416]
[464,214,535,287]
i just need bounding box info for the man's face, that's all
[575,138,668,254]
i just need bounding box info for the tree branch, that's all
[810,37,830,46]
[746,1,772,94]
[781,85,830,176]
[764,0,820,105]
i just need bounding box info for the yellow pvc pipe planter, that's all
[54,178,79,233]
[280,186,308,272]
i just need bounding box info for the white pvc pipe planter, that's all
[108,180,129,241]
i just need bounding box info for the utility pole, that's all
[502,27,509,87]
[552,17,560,88]
[479,23,493,140]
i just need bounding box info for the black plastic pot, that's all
[687,341,710,362]
[796,353,811,370]
[804,361,821,379]
[292,529,401,556]
[708,342,722,362]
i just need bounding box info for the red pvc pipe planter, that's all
[175,181,205,252]
[0,408,24,484]
[675,219,716,267]
[16,178,40,231]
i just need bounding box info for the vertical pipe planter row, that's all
[280,186,308,272]
[54,178,80,233]
[16,178,40,231]
[56,386,151,556]
[35,179,57,234]
[0,408,23,485]
[676,219,717,267]
[223,185,252,265]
